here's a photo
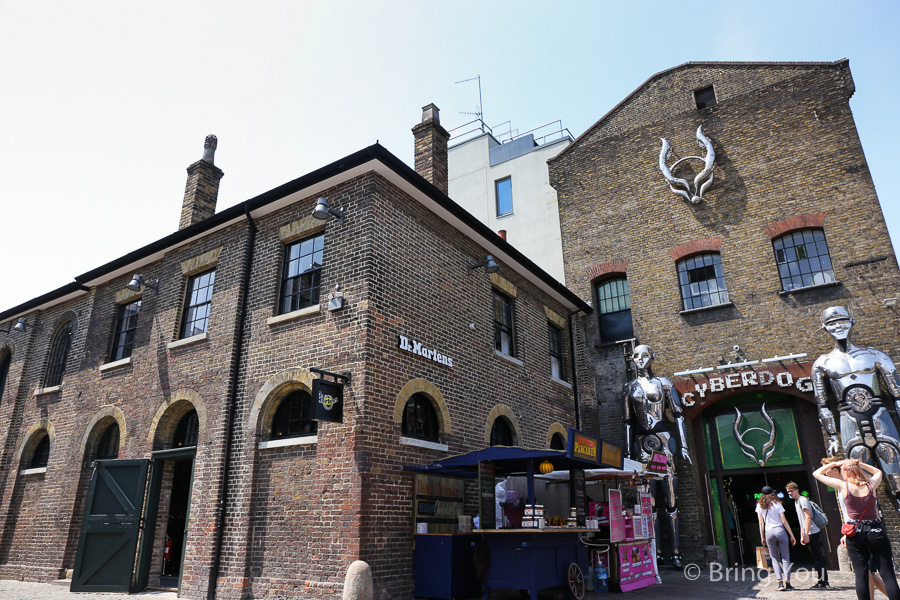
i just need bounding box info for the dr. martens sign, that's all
[398,335,454,368]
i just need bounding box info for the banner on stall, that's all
[609,489,625,543]
[618,542,658,592]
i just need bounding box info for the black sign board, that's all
[478,461,495,530]
[312,378,343,423]
[571,468,586,527]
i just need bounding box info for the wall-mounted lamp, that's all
[468,255,499,275]
[13,318,41,333]
[884,298,898,307]
[312,198,344,224]
[125,274,158,292]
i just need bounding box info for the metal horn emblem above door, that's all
[733,404,776,466]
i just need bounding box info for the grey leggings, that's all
[766,527,791,581]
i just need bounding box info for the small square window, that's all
[694,86,717,110]
[496,177,513,217]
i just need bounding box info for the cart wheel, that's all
[566,562,585,600]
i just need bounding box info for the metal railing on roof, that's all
[448,118,572,147]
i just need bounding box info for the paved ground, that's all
[0,568,867,599]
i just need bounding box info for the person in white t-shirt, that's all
[756,485,796,591]
[786,481,829,588]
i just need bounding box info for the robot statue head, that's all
[632,345,654,371]
[821,306,854,341]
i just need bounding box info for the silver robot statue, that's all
[813,306,900,509]
[624,345,692,567]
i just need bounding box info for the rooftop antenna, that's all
[455,75,484,128]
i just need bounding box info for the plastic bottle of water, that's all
[593,563,609,593]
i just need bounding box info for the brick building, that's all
[0,106,592,598]
[549,60,900,565]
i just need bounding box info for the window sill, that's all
[679,302,734,315]
[99,357,132,372]
[266,305,321,326]
[34,385,61,396]
[167,332,208,350]
[20,467,47,476]
[497,211,515,219]
[778,280,841,296]
[401,436,448,452]
[493,350,523,366]
[551,377,573,390]
[258,435,317,450]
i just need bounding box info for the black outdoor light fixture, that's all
[13,318,41,333]
[125,274,158,292]
[312,198,344,224]
[468,254,499,275]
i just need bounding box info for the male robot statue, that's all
[624,345,692,567]
[813,306,900,509]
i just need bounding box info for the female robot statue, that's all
[624,345,692,567]
[813,306,900,509]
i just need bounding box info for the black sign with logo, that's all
[312,378,344,423]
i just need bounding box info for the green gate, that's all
[70,459,150,592]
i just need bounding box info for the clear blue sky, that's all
[0,1,897,311]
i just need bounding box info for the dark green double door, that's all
[70,449,194,593]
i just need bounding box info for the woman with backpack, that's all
[757,485,796,591]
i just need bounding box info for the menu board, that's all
[609,489,625,542]
[617,542,658,592]
[571,468,586,526]
[414,474,465,534]
[478,461,495,530]
[639,493,653,538]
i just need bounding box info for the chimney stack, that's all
[179,134,224,230]
[412,104,449,194]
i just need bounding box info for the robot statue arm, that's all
[663,378,692,465]
[812,358,840,454]
[874,349,900,401]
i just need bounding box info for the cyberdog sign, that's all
[313,378,344,423]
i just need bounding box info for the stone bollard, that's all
[342,560,374,600]
[837,544,852,572]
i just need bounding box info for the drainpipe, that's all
[208,206,256,599]
[567,309,585,431]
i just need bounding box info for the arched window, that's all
[550,433,566,450]
[402,393,439,442]
[490,417,515,447]
[30,434,50,469]
[677,253,729,310]
[595,277,633,344]
[0,351,10,405]
[96,422,120,460]
[45,321,73,387]
[271,391,317,439]
[173,410,199,447]
[773,229,835,292]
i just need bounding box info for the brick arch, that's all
[764,213,826,239]
[484,404,521,446]
[16,418,55,467]
[669,238,722,262]
[80,405,127,461]
[248,368,315,438]
[51,310,79,333]
[147,389,208,450]
[585,260,628,283]
[546,423,567,449]
[393,378,452,435]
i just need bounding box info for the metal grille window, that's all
[490,417,515,447]
[45,321,73,387]
[493,291,516,357]
[496,177,513,216]
[110,300,141,362]
[173,410,199,447]
[281,233,324,314]
[695,85,717,110]
[96,423,120,460]
[0,352,9,405]
[402,393,439,442]
[773,229,835,291]
[181,270,215,338]
[548,324,564,380]
[30,434,50,468]
[271,391,317,439]
[595,277,634,344]
[677,253,729,310]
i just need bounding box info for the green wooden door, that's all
[70,459,150,592]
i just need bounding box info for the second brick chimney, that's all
[179,134,224,230]
[412,104,449,195]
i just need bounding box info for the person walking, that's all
[813,459,900,600]
[785,481,829,588]
[756,485,796,591]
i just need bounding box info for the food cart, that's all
[406,429,627,600]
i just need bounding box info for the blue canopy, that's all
[404,446,607,478]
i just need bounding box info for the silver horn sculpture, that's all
[733,404,776,466]
[659,125,715,204]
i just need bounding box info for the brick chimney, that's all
[412,104,449,194]
[179,134,224,230]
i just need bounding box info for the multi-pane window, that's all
[280,233,324,314]
[96,423,120,460]
[402,393,439,442]
[493,291,516,357]
[595,277,634,344]
[174,410,199,447]
[271,391,317,439]
[490,417,515,447]
[496,177,513,216]
[773,229,835,292]
[677,253,729,310]
[45,321,73,387]
[30,434,50,469]
[0,352,10,405]
[181,270,215,338]
[548,324,564,380]
[110,300,141,362]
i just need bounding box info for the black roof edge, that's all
[5,143,590,318]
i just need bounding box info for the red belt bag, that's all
[842,493,875,538]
